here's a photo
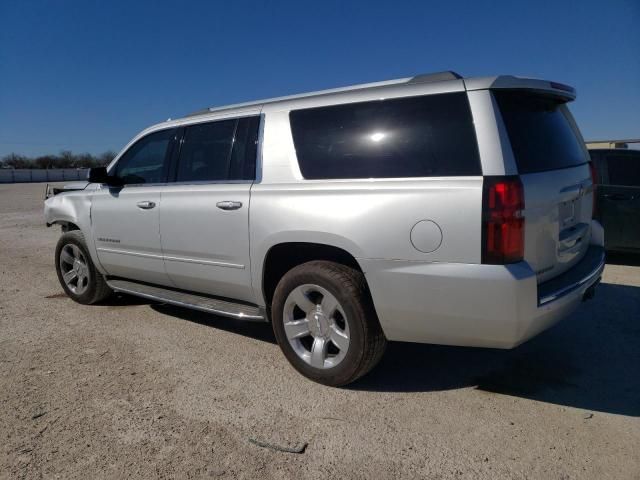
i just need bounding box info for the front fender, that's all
[44,188,106,274]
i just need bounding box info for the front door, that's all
[91,128,177,286]
[159,115,260,303]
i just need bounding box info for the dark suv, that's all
[589,148,640,253]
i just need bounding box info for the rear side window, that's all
[289,92,481,179]
[605,153,640,187]
[176,116,260,182]
[495,92,588,174]
[177,120,236,182]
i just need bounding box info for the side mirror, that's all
[88,167,122,186]
[87,167,109,184]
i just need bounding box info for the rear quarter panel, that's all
[250,109,483,306]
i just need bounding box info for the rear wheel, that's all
[272,261,386,386]
[55,230,112,304]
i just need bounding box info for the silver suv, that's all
[44,71,605,386]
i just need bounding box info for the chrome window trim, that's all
[255,112,265,184]
[160,180,254,187]
[107,113,263,186]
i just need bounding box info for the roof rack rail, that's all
[184,71,463,118]
[407,71,463,84]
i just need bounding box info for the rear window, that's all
[495,91,588,174]
[289,92,481,179]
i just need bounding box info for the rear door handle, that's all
[216,200,243,211]
[136,201,156,209]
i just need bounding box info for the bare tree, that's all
[1,153,30,169]
[1,150,118,169]
[97,150,116,166]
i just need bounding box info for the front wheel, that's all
[55,230,112,304]
[271,261,387,386]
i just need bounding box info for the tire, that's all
[55,230,112,305]
[272,260,387,386]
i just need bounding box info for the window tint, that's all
[289,92,481,179]
[606,153,640,187]
[177,120,236,182]
[175,116,260,182]
[114,128,175,184]
[495,91,588,174]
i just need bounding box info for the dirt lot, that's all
[1,182,639,479]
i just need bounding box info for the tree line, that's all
[1,151,117,169]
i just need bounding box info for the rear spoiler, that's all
[464,75,576,101]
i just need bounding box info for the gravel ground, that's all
[1,182,639,479]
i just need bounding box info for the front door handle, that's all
[136,201,156,209]
[216,200,243,211]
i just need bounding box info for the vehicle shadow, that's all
[110,283,639,417]
[149,303,277,344]
[351,282,640,417]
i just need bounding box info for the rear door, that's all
[494,91,593,282]
[599,151,640,251]
[159,115,260,303]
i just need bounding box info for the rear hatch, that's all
[495,91,593,283]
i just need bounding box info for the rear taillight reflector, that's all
[482,176,525,264]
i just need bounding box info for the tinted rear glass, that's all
[495,91,588,174]
[177,120,236,182]
[289,92,481,179]
[175,116,260,182]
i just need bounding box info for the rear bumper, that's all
[360,245,605,349]
[537,246,605,306]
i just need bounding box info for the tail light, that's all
[589,161,598,218]
[482,176,525,264]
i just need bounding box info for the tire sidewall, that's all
[55,231,101,305]
[272,263,368,386]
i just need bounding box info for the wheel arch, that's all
[48,220,81,232]
[259,241,368,309]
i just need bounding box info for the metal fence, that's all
[0,169,89,183]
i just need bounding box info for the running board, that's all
[106,279,266,322]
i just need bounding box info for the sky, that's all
[1,0,638,157]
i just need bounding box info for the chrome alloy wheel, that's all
[59,244,90,295]
[283,284,350,369]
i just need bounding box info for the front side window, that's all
[289,92,481,179]
[114,128,175,185]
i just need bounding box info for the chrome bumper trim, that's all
[538,249,605,306]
